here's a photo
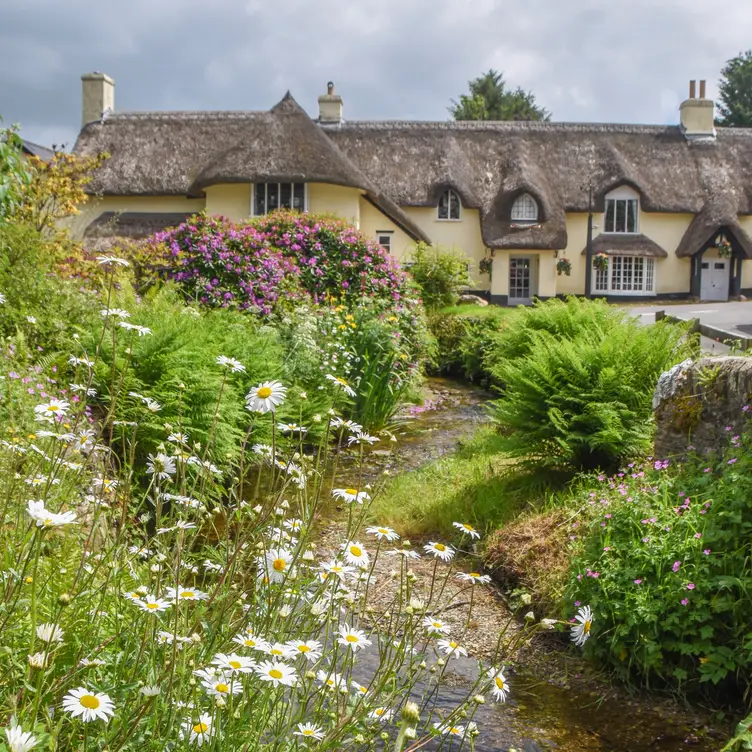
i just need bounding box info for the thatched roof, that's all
[82,211,193,252]
[580,233,668,257]
[74,93,752,254]
[675,205,752,258]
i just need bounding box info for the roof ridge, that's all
[336,120,679,133]
[106,110,269,121]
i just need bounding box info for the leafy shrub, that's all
[407,242,472,309]
[566,420,752,697]
[488,298,694,477]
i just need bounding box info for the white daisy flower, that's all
[456,571,491,585]
[436,639,468,658]
[232,633,271,652]
[199,671,242,697]
[325,374,356,396]
[337,625,372,652]
[27,652,47,669]
[316,669,345,691]
[282,518,304,533]
[278,423,308,435]
[146,453,176,480]
[369,707,394,723]
[351,680,370,697]
[26,500,76,529]
[33,400,70,422]
[423,542,455,562]
[261,642,295,660]
[285,639,323,662]
[134,595,172,613]
[332,488,370,504]
[96,255,130,267]
[167,432,190,444]
[434,722,466,737]
[386,548,421,560]
[571,605,594,647]
[488,667,510,702]
[366,525,399,541]
[100,308,130,320]
[255,660,297,687]
[331,417,362,433]
[4,724,39,752]
[452,521,481,539]
[320,560,354,581]
[260,548,293,584]
[422,616,450,636]
[139,685,161,697]
[245,381,287,413]
[342,541,369,567]
[165,586,208,602]
[216,355,245,373]
[62,687,115,722]
[181,714,214,746]
[36,623,64,643]
[293,722,324,741]
[79,657,105,667]
[347,431,379,446]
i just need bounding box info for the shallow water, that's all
[348,378,727,752]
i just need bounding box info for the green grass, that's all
[369,426,549,538]
[439,303,515,319]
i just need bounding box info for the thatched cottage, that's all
[73,74,752,305]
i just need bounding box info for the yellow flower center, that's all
[378,528,389,534]
[244,640,255,647]
[43,518,53,526]
[449,641,458,649]
[193,723,208,734]
[272,558,287,572]
[180,591,195,598]
[257,387,272,399]
[470,572,481,578]
[336,377,348,386]
[433,621,442,628]
[350,546,362,557]
[298,645,310,653]
[215,683,229,693]
[302,729,314,736]
[345,634,359,643]
[450,727,460,735]
[229,661,241,669]
[495,677,505,690]
[269,669,283,680]
[345,488,358,495]
[146,602,159,609]
[435,544,446,552]
[584,620,591,634]
[271,648,283,655]
[80,695,100,710]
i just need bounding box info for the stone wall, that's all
[653,356,752,458]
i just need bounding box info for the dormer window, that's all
[437,189,461,220]
[511,193,539,223]
[604,188,639,233]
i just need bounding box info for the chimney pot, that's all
[689,80,696,99]
[680,78,715,140]
[327,81,334,95]
[81,71,115,126]
[699,79,707,98]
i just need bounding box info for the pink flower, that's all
[681,598,689,606]
[672,561,681,572]
[694,533,701,539]
[703,549,711,556]
[634,579,642,585]
[687,583,695,590]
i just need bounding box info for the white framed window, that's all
[253,182,306,215]
[437,189,461,220]
[593,256,655,294]
[377,232,393,254]
[511,193,539,222]
[604,187,639,233]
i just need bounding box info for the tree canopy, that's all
[716,50,752,127]
[450,69,550,122]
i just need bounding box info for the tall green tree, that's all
[450,69,550,122]
[716,50,752,127]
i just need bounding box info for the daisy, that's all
[278,423,308,435]
[255,660,297,687]
[488,667,510,702]
[232,633,271,652]
[26,500,77,529]
[347,431,379,446]
[79,658,106,668]
[320,560,354,581]
[342,541,369,567]
[286,639,323,662]
[261,642,296,660]
[5,725,39,752]
[337,625,372,652]
[351,680,370,697]
[452,521,481,539]
[422,616,450,636]
[100,308,130,319]
[33,400,69,422]
[167,432,190,444]
[165,586,208,602]
[293,723,324,741]
[332,488,370,504]
[181,714,214,746]
[27,652,47,669]
[456,571,491,585]
[436,639,467,658]
[211,653,255,674]
[316,669,344,691]
[139,685,160,697]
[326,374,356,397]
[261,548,293,583]
[331,417,363,433]
[62,687,115,723]
[36,623,64,643]
[571,605,594,647]
[146,453,176,480]
[423,542,455,562]
[366,525,399,541]
[246,381,287,413]
[386,548,421,560]
[283,518,304,533]
[199,671,242,697]
[134,595,172,613]
[216,355,245,373]
[434,723,466,737]
[96,254,130,267]
[369,707,394,723]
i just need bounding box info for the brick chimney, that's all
[680,79,715,140]
[318,81,343,124]
[81,72,115,126]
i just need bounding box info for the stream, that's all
[350,377,728,752]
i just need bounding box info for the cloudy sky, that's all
[2,0,751,148]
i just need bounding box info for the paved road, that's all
[627,301,752,354]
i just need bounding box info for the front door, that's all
[509,257,533,305]
[700,259,730,301]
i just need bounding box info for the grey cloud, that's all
[1,0,750,149]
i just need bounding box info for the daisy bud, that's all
[520,593,532,605]
[420,661,427,669]
[524,611,535,622]
[279,605,292,618]
[473,695,485,705]
[150,564,161,573]
[178,383,185,390]
[253,505,263,514]
[380,733,389,742]
[402,701,420,724]
[189,677,196,686]
[541,618,557,630]
[233,709,241,719]
[28,652,47,669]
[404,606,414,615]
[437,658,445,667]
[58,593,71,605]
[402,540,411,548]
[405,727,417,740]
[215,696,226,708]
[302,550,315,562]
[280,500,290,509]
[430,666,437,673]
[312,414,321,423]
[354,735,365,744]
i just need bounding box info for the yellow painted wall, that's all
[307,183,361,226]
[737,217,752,290]
[205,184,251,222]
[491,251,556,299]
[402,206,490,290]
[70,195,206,240]
[358,198,414,263]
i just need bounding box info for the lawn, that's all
[440,303,517,319]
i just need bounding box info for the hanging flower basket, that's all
[556,257,572,276]
[716,238,732,258]
[478,257,493,276]
[593,252,609,272]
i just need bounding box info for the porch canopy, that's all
[580,233,668,257]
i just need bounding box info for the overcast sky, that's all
[1,0,751,149]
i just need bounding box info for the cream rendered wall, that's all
[557,214,589,296]
[736,216,752,291]
[490,251,556,300]
[307,183,361,226]
[358,198,414,263]
[402,207,490,291]
[70,195,206,240]
[204,184,251,222]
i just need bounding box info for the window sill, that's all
[592,290,656,296]
[436,217,462,222]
